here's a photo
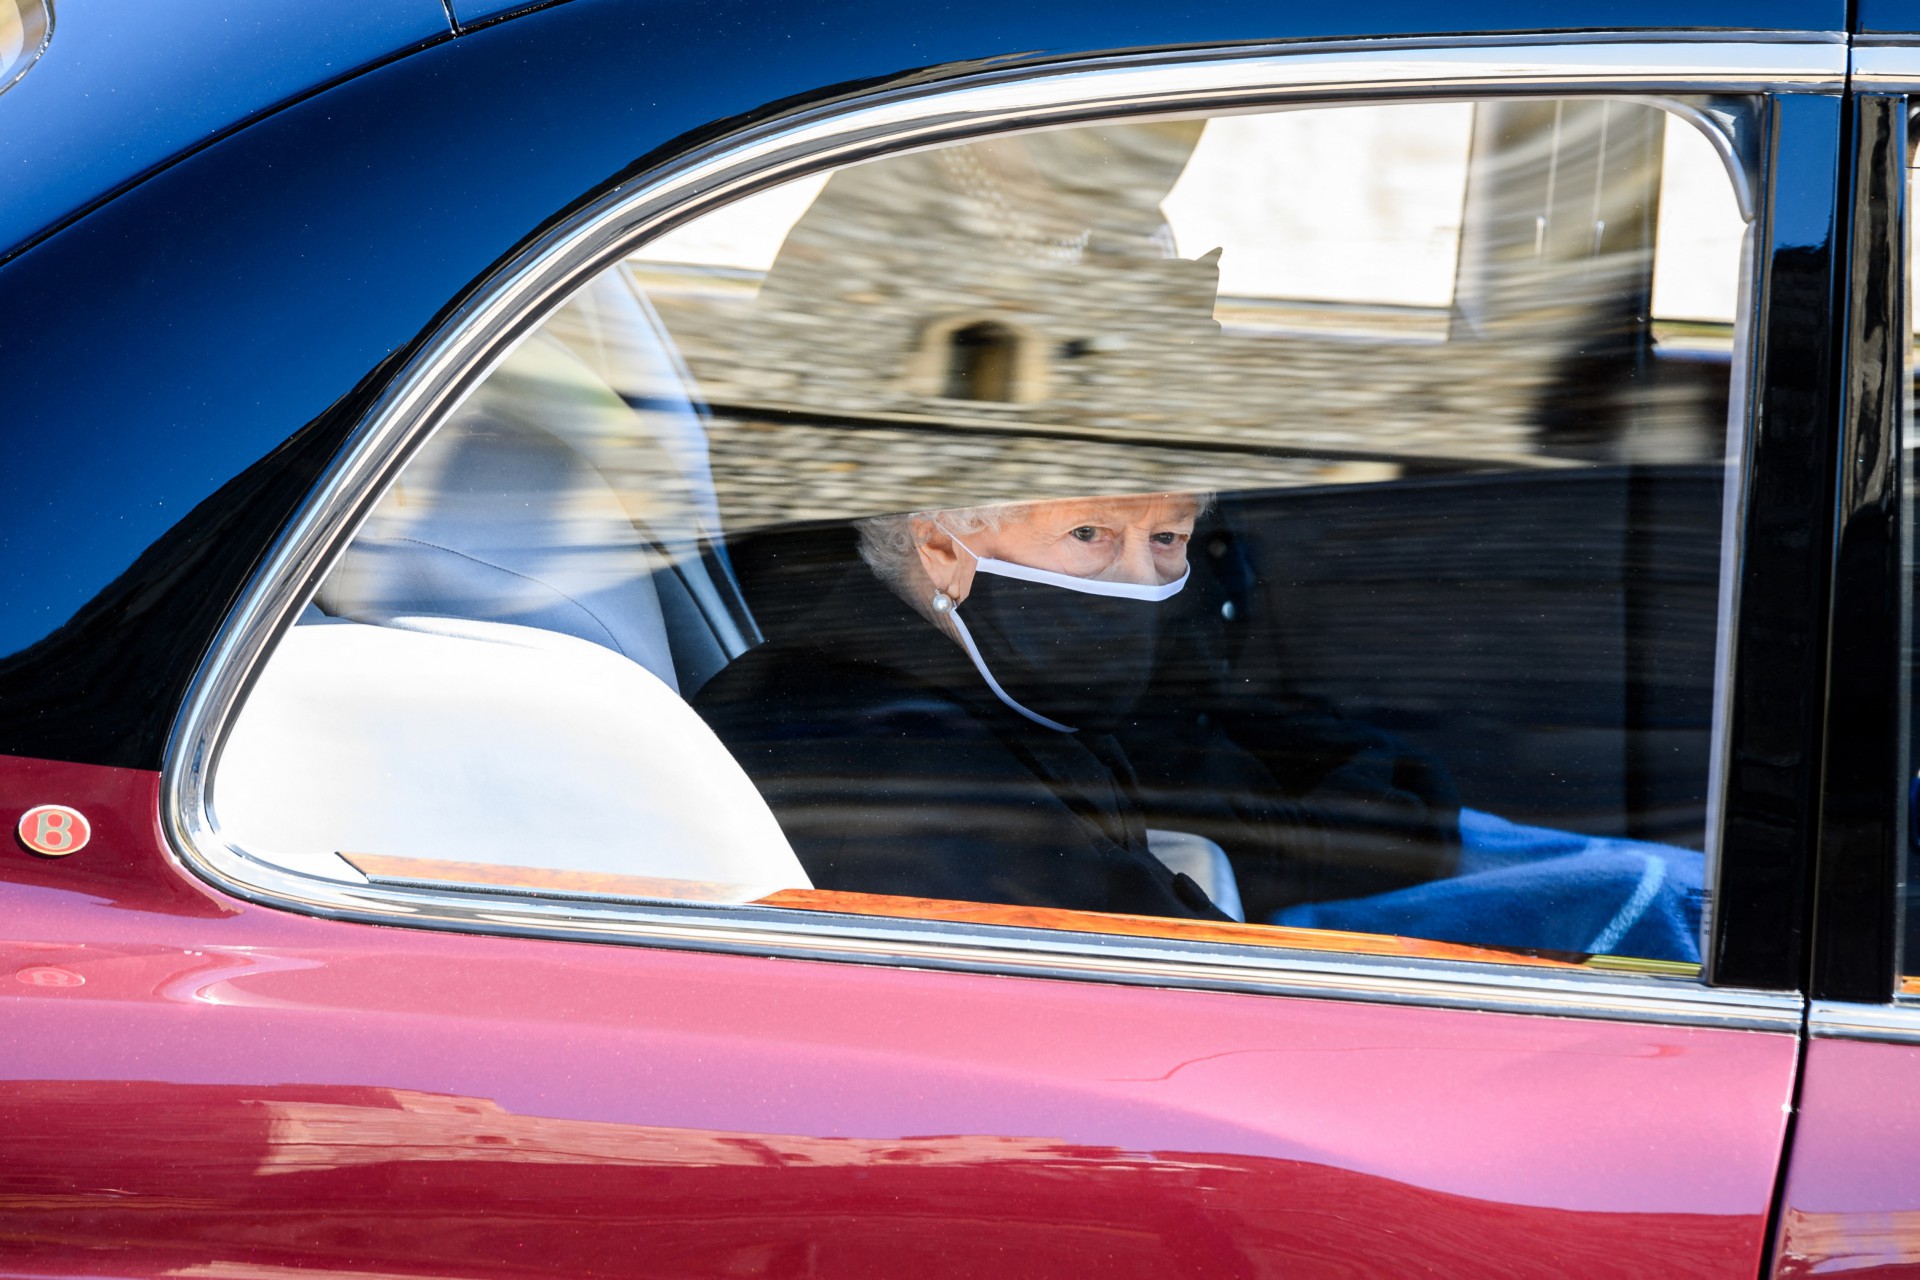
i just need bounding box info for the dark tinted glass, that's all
[219,98,1755,972]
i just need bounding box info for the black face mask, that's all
[946,546,1189,733]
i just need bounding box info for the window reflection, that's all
[942,321,1021,402]
[225,97,1758,971]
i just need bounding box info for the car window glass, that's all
[216,96,1757,975]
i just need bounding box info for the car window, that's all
[213,95,1758,976]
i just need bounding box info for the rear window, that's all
[212,96,1757,977]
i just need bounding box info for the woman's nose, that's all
[1104,534,1162,585]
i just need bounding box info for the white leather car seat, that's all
[254,288,799,894]
[213,614,811,899]
[544,265,731,547]
[538,274,759,690]
[317,407,683,688]
[318,316,752,694]
[1145,829,1246,922]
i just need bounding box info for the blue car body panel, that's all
[0,0,452,266]
[445,0,1843,40]
[447,0,544,28]
[1858,0,1920,30]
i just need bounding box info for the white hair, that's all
[856,503,1030,596]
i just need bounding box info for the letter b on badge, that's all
[18,805,90,856]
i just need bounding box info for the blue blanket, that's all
[1271,809,1705,964]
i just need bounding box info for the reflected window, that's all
[942,320,1020,401]
[217,95,1759,976]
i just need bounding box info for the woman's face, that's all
[934,493,1200,593]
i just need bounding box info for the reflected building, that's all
[625,102,1734,531]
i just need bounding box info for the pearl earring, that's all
[931,590,954,614]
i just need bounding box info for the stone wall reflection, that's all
[608,101,1731,532]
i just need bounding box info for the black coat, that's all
[693,565,1459,923]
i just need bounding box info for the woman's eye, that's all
[1150,531,1187,547]
[1069,526,1100,542]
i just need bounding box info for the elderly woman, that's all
[690,491,1463,922]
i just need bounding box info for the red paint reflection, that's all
[2,1080,1755,1279]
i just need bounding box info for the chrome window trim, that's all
[1811,1000,1920,1045]
[197,850,1804,1030]
[166,34,1836,1031]
[1852,45,1920,91]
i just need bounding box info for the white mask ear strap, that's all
[936,523,981,562]
[947,611,1077,733]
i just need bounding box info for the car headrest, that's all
[316,404,681,690]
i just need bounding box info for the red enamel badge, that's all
[14,966,84,988]
[17,805,90,856]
